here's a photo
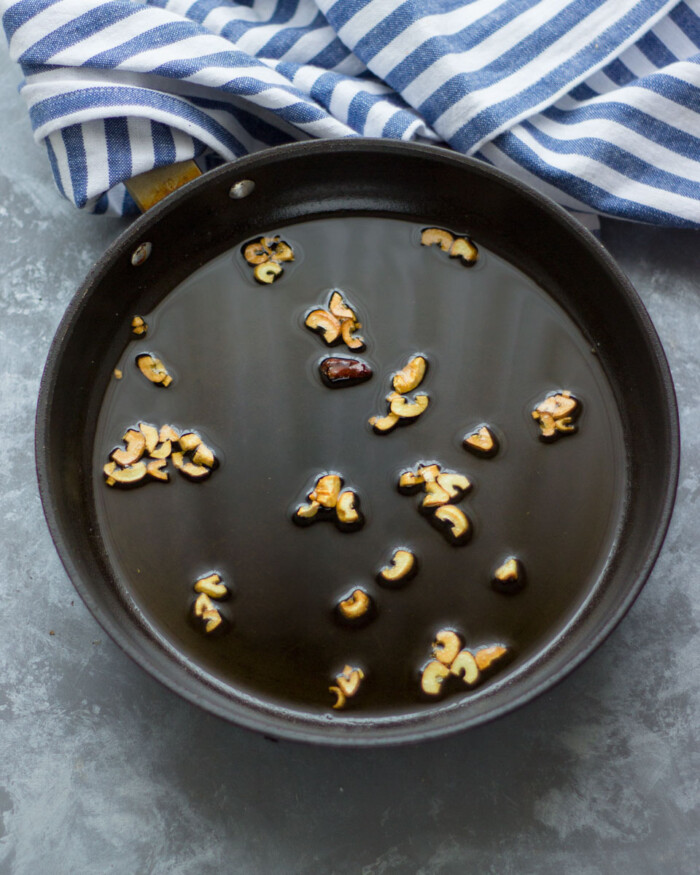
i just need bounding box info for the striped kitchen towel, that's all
[1,0,699,225]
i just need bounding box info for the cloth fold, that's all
[2,0,699,226]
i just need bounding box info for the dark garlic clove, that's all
[319,357,372,387]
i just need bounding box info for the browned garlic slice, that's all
[139,422,159,455]
[254,262,283,284]
[131,315,148,336]
[171,432,216,481]
[149,440,172,460]
[294,475,363,530]
[178,432,201,453]
[336,665,364,697]
[201,609,222,633]
[463,425,499,457]
[421,660,450,695]
[159,425,180,442]
[435,473,471,499]
[328,290,356,321]
[340,318,364,351]
[330,665,364,709]
[336,490,361,526]
[111,429,146,467]
[244,240,272,264]
[392,355,427,394]
[432,630,462,666]
[418,464,441,482]
[305,309,341,344]
[329,686,346,709]
[296,501,320,521]
[338,589,371,620]
[193,593,214,617]
[178,461,212,481]
[272,241,294,262]
[492,558,526,594]
[433,505,470,544]
[378,549,416,583]
[422,480,451,509]
[146,458,169,481]
[475,645,508,671]
[306,291,363,350]
[420,227,478,265]
[532,391,580,441]
[419,630,511,698]
[194,573,228,599]
[389,393,429,419]
[192,443,216,468]
[420,228,453,251]
[450,650,479,684]
[310,474,342,508]
[136,354,172,387]
[398,470,424,490]
[369,412,401,434]
[449,237,478,266]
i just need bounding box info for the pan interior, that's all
[92,215,626,719]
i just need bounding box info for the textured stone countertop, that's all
[1,56,698,874]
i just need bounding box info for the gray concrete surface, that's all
[1,53,698,874]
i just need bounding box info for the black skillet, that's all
[36,140,679,746]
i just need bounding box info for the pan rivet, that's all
[229,179,255,199]
[131,242,152,266]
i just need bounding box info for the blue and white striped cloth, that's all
[2,0,699,225]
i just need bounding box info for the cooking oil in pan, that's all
[92,216,626,716]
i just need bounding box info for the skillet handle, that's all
[124,159,202,212]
